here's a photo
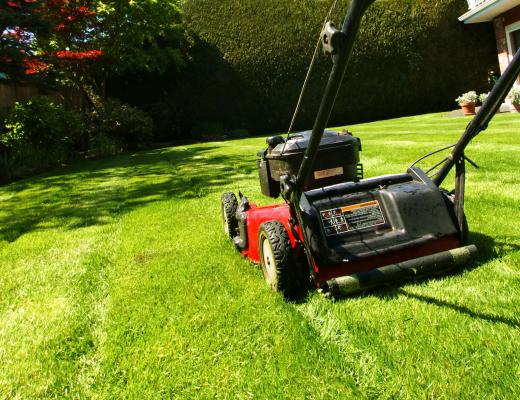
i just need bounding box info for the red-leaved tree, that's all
[1,0,103,87]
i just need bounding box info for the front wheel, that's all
[258,221,302,299]
[221,192,238,239]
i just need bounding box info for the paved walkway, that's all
[446,103,513,117]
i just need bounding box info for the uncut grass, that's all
[0,112,519,399]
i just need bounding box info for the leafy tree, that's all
[1,0,102,82]
[94,0,185,74]
[0,0,51,79]
[2,0,186,96]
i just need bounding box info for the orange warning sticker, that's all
[340,200,379,213]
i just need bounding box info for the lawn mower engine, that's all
[257,130,363,198]
[220,0,520,299]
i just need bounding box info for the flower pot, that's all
[460,103,476,115]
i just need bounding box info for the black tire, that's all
[221,192,238,239]
[258,221,302,299]
[440,189,469,245]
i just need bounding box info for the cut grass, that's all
[0,112,519,399]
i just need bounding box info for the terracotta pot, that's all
[511,103,520,113]
[460,103,476,116]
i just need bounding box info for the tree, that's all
[1,0,51,79]
[1,0,105,111]
[1,0,102,83]
[2,0,186,93]
[94,0,185,74]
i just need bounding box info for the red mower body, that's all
[242,200,461,286]
[240,203,293,263]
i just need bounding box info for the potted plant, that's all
[479,92,489,105]
[507,87,520,113]
[455,91,478,115]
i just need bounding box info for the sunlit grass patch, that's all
[0,112,519,399]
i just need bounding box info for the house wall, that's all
[493,5,520,73]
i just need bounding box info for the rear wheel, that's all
[221,192,238,239]
[258,221,302,299]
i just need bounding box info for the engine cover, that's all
[299,168,461,279]
[258,130,362,198]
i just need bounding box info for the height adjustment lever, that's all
[321,22,346,55]
[463,155,479,169]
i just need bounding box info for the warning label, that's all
[320,200,385,236]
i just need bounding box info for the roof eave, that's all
[459,0,520,24]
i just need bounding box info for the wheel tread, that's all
[259,220,301,298]
[221,192,238,239]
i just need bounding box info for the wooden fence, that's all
[0,83,40,113]
[0,83,84,114]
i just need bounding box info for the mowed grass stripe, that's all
[0,112,519,399]
[92,199,363,398]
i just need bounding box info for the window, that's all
[512,29,520,54]
[506,21,520,60]
[505,21,520,85]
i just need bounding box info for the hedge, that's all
[109,0,498,137]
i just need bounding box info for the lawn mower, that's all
[220,0,520,299]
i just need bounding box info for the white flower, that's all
[455,91,478,105]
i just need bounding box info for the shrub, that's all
[0,124,12,182]
[87,131,121,158]
[85,99,153,153]
[507,87,520,105]
[190,120,225,141]
[226,129,250,139]
[1,97,83,174]
[177,0,498,133]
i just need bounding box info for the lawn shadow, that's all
[395,290,520,329]
[335,231,498,299]
[335,231,520,328]
[0,144,258,243]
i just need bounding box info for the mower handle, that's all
[293,0,376,196]
[433,48,520,186]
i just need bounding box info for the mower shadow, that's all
[337,231,520,328]
[0,144,258,243]
[395,290,520,329]
[293,229,514,305]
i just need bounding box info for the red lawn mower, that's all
[221,0,520,299]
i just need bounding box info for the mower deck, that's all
[231,170,467,289]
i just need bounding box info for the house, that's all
[459,0,520,77]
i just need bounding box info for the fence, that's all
[0,83,40,114]
[0,83,84,114]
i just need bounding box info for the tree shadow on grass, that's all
[0,144,258,243]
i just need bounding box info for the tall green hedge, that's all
[109,0,498,137]
[181,0,497,134]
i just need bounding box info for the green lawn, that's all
[1,112,519,399]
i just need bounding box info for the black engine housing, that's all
[258,130,363,198]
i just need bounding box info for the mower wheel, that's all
[221,192,238,239]
[258,221,301,299]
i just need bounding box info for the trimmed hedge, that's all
[108,0,498,137]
